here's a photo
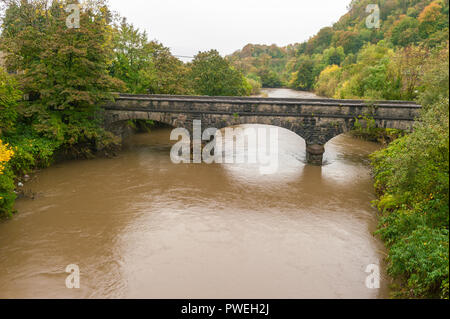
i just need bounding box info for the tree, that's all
[110,18,156,94]
[418,42,449,106]
[1,0,123,109]
[371,96,449,298]
[0,67,22,134]
[188,50,250,96]
[369,43,449,299]
[257,67,283,88]
[0,137,15,217]
[418,0,448,40]
[332,31,364,54]
[391,16,420,47]
[109,18,191,95]
[389,45,429,100]
[323,46,345,66]
[289,56,316,90]
[314,65,342,97]
[305,27,333,54]
[147,41,191,95]
[0,0,124,156]
[0,67,20,217]
[333,42,398,99]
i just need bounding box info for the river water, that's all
[0,88,390,299]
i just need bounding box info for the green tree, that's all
[323,46,345,66]
[110,18,156,94]
[0,67,22,134]
[371,96,449,298]
[389,45,429,100]
[391,16,420,47]
[418,43,449,106]
[314,64,342,97]
[188,50,250,96]
[1,0,124,157]
[418,0,449,40]
[332,31,364,54]
[335,42,399,99]
[0,68,21,218]
[305,27,334,54]
[257,67,283,88]
[147,41,191,95]
[289,56,316,90]
[370,44,449,299]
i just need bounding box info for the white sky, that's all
[108,0,351,59]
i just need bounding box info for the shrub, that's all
[0,139,16,217]
[389,226,448,298]
[314,65,342,97]
[371,97,449,298]
[0,67,22,133]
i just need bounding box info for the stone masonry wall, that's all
[103,95,420,146]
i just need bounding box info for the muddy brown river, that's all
[0,89,390,299]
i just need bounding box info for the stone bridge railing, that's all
[102,94,421,165]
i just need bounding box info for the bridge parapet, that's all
[103,94,421,165]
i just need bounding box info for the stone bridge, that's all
[102,94,421,165]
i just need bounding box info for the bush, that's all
[389,226,449,298]
[0,139,16,218]
[0,67,22,133]
[0,67,21,218]
[371,97,449,298]
[350,114,405,144]
[5,129,59,175]
[314,64,342,97]
[188,50,251,96]
[246,77,262,95]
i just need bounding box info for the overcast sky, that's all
[108,0,351,60]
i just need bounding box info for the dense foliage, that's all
[0,66,20,217]
[108,20,253,96]
[228,0,449,100]
[1,0,124,164]
[187,50,251,96]
[227,44,292,88]
[109,18,191,95]
[370,45,449,298]
[0,137,14,216]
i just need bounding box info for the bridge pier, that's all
[306,144,325,166]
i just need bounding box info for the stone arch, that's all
[103,107,417,166]
[105,110,187,128]
[104,111,181,142]
[198,114,352,165]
